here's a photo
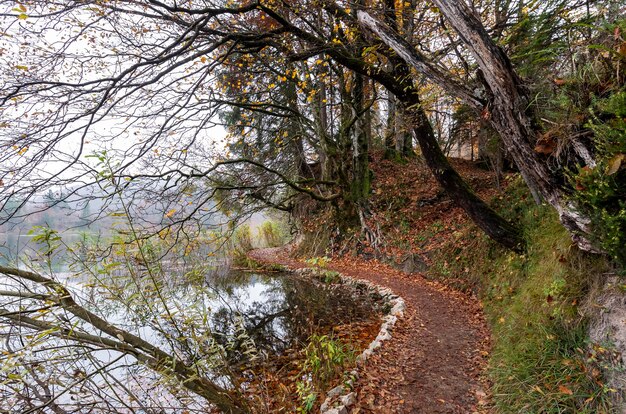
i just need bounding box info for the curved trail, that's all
[249,247,490,413]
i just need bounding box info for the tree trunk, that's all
[351,13,523,250]
[351,73,371,206]
[406,98,523,251]
[357,6,598,252]
[430,0,596,251]
[384,91,398,158]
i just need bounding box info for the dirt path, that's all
[248,247,490,414]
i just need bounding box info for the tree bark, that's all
[358,6,598,252]
[351,73,371,205]
[406,97,523,251]
[430,0,596,251]
[348,14,522,250]
[385,91,398,157]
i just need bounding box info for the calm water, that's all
[0,267,380,413]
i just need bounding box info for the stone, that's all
[326,385,344,399]
[588,276,626,411]
[340,392,356,407]
[385,315,398,325]
[391,253,429,274]
[376,330,392,342]
[324,407,348,414]
[391,300,405,316]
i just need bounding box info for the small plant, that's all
[301,334,354,391]
[230,224,254,266]
[295,379,317,413]
[321,270,341,284]
[294,334,354,413]
[29,226,62,271]
[570,90,626,268]
[431,221,444,232]
[399,219,410,234]
[304,256,331,269]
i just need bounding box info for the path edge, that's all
[291,267,406,414]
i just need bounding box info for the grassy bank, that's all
[293,156,619,412]
[429,177,614,413]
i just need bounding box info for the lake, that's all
[0,265,382,413]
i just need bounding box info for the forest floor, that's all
[249,247,490,413]
[248,154,504,413]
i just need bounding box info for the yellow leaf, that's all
[18,146,28,155]
[17,13,28,20]
[165,209,177,218]
[19,4,27,12]
[16,65,28,70]
[200,56,207,63]
[606,154,624,175]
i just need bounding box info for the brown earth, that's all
[248,247,491,413]
[250,155,505,412]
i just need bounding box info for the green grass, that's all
[485,209,611,413]
[429,177,614,413]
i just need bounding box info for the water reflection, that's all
[0,268,379,413]
[206,272,376,364]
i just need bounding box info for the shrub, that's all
[230,224,253,265]
[571,91,626,268]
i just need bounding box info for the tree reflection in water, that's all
[0,267,380,413]
[207,272,378,365]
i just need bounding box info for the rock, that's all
[376,330,392,342]
[384,315,397,325]
[390,253,429,274]
[588,276,626,411]
[391,300,405,316]
[341,392,356,407]
[368,340,381,351]
[324,407,348,414]
[326,385,344,399]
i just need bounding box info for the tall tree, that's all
[358,0,609,251]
